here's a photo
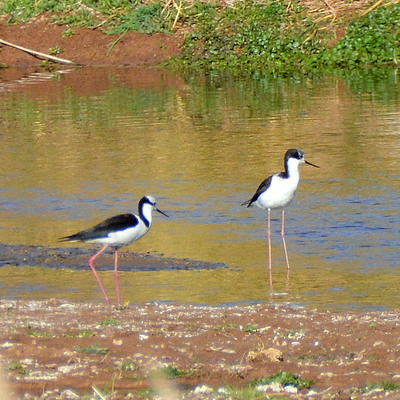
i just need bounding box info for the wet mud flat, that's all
[0,299,400,400]
[0,243,227,271]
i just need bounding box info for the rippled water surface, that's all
[0,67,399,310]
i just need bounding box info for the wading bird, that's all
[60,195,168,305]
[242,149,319,289]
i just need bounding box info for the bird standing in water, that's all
[60,195,168,305]
[242,148,319,289]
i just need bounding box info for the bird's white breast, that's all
[256,174,300,210]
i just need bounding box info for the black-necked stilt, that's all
[60,195,168,305]
[242,148,319,287]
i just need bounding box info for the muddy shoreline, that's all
[0,243,228,271]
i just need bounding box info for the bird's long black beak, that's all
[156,207,169,217]
[305,160,319,168]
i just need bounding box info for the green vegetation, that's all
[176,0,400,72]
[160,364,193,379]
[321,3,400,68]
[251,371,314,390]
[62,28,76,38]
[177,0,324,72]
[135,388,157,398]
[0,0,399,71]
[282,328,307,338]
[74,343,109,354]
[48,45,64,55]
[214,321,238,330]
[7,361,30,375]
[64,329,96,338]
[360,380,400,393]
[242,323,259,333]
[222,385,273,400]
[98,318,120,326]
[26,328,56,338]
[119,361,139,372]
[0,0,177,34]
[78,329,97,337]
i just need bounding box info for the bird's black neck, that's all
[138,198,151,228]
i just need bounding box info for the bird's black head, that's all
[285,148,304,161]
[141,195,156,206]
[285,148,319,168]
[139,195,169,217]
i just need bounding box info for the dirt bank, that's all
[0,0,384,68]
[0,14,183,68]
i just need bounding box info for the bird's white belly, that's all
[256,177,299,210]
[90,224,149,247]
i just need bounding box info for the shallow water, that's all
[0,67,399,310]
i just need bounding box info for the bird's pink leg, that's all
[267,208,273,291]
[114,249,121,306]
[88,245,111,304]
[281,209,291,270]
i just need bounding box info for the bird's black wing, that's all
[241,175,273,207]
[60,213,139,242]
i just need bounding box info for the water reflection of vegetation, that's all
[0,265,399,311]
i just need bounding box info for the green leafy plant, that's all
[119,361,139,372]
[177,0,323,71]
[48,46,63,55]
[321,3,400,68]
[242,323,259,333]
[251,371,314,390]
[62,28,76,37]
[8,361,30,375]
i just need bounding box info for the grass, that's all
[160,364,193,379]
[222,385,271,399]
[74,343,109,355]
[0,0,178,34]
[360,381,400,393]
[64,329,96,338]
[26,328,56,338]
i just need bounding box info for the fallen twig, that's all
[0,39,78,65]
[360,0,386,16]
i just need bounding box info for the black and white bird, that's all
[60,195,168,305]
[242,149,319,287]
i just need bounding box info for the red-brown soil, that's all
[1,300,400,400]
[0,14,183,68]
